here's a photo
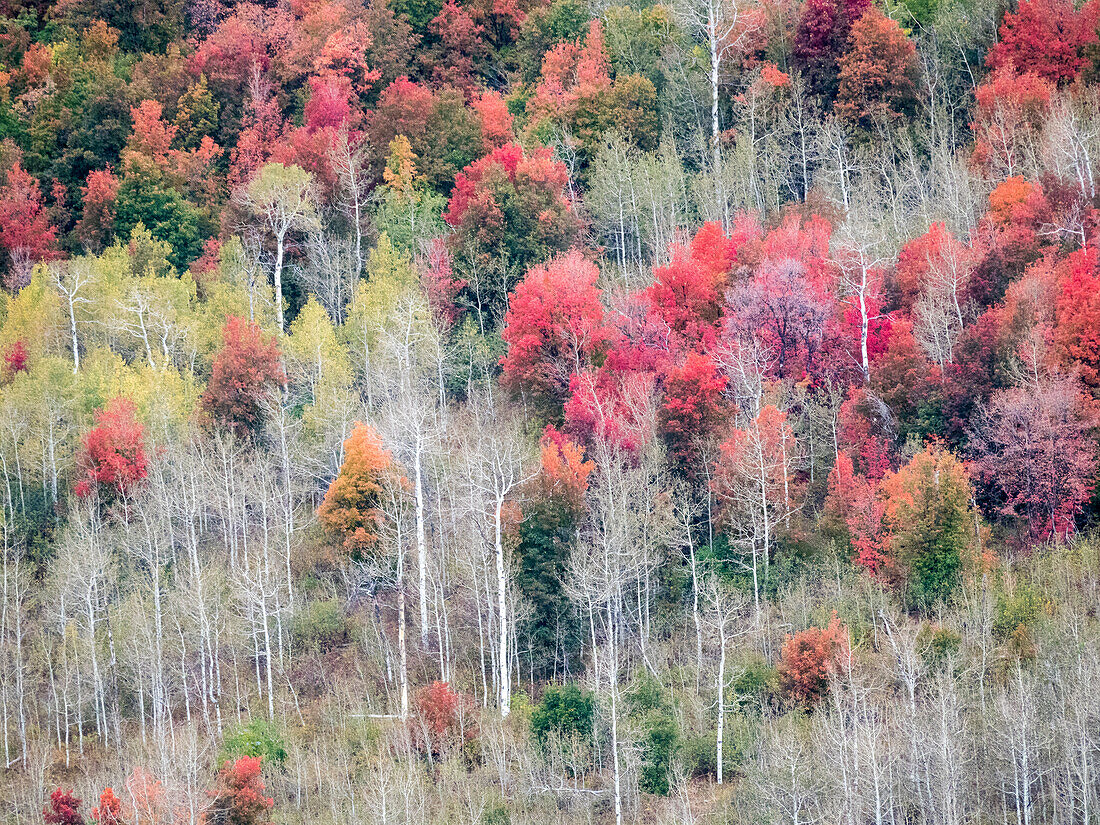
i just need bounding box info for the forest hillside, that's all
[0,0,1099,821]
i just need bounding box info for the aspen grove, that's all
[0,0,1099,821]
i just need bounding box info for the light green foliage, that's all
[373,140,446,254]
[343,233,420,375]
[222,718,289,766]
[1,265,63,363]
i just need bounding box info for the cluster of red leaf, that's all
[0,162,58,289]
[207,756,275,825]
[779,614,849,706]
[200,317,287,436]
[410,681,477,757]
[74,398,149,500]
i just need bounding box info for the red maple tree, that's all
[200,317,287,436]
[986,0,1100,85]
[43,789,83,825]
[500,250,613,414]
[91,788,125,824]
[74,398,149,500]
[207,756,274,825]
[0,161,58,289]
[779,614,849,706]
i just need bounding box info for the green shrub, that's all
[530,684,595,744]
[481,802,511,825]
[918,624,961,671]
[639,712,679,795]
[222,718,288,766]
[626,674,679,796]
[730,655,781,711]
[994,583,1046,639]
[681,731,739,780]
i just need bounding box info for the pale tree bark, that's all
[236,163,320,333]
[52,262,94,373]
[458,396,536,719]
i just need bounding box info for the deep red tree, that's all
[645,219,757,353]
[74,398,149,500]
[4,340,28,376]
[791,0,871,98]
[1054,246,1100,390]
[200,317,287,436]
[987,0,1100,85]
[43,789,83,825]
[0,161,58,289]
[207,756,274,825]
[657,351,730,472]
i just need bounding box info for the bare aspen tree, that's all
[377,292,444,646]
[835,231,889,383]
[675,0,759,224]
[330,129,371,280]
[51,261,94,373]
[703,575,746,785]
[568,438,670,825]
[459,397,536,718]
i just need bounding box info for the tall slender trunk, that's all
[716,615,727,784]
[414,439,428,643]
[495,499,510,717]
[274,232,286,332]
[708,13,723,225]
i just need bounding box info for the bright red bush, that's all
[91,787,124,824]
[411,681,476,756]
[500,250,613,413]
[74,398,148,500]
[43,789,83,825]
[208,756,274,825]
[4,340,27,376]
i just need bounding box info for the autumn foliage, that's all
[0,161,57,288]
[4,340,28,376]
[881,445,975,605]
[74,398,149,500]
[43,790,83,825]
[411,681,476,756]
[500,250,612,414]
[779,615,849,706]
[986,0,1100,85]
[91,788,125,825]
[201,317,287,436]
[444,143,582,282]
[835,9,920,130]
[207,756,274,825]
[318,422,397,556]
